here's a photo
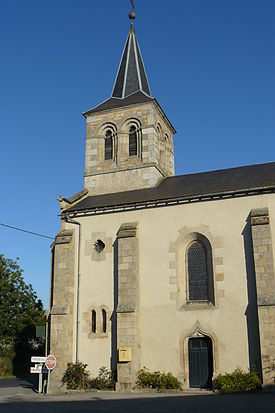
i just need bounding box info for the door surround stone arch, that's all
[180,321,218,387]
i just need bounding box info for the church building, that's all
[48,7,275,392]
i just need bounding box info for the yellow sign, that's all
[118,347,131,362]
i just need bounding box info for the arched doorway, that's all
[188,336,213,388]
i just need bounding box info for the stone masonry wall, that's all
[84,166,163,197]
[84,101,175,195]
[251,208,275,385]
[116,222,140,390]
[48,230,76,392]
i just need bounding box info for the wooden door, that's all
[188,337,213,388]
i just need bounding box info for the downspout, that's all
[65,214,81,363]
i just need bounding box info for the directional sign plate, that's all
[31,356,47,363]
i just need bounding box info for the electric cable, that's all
[0,222,54,240]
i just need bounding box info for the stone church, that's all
[48,10,275,392]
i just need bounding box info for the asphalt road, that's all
[0,376,36,389]
[0,379,274,413]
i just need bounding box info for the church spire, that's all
[111,3,151,99]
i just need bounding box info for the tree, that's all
[0,254,45,375]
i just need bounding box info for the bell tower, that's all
[83,9,176,196]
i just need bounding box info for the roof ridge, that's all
[165,161,275,180]
[65,160,275,215]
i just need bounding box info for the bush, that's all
[61,362,90,390]
[0,355,13,377]
[136,367,182,390]
[90,366,115,390]
[213,369,262,394]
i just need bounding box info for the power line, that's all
[0,222,54,240]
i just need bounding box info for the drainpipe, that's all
[65,214,81,363]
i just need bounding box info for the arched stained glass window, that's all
[92,310,96,333]
[102,309,107,333]
[129,126,138,156]
[187,241,209,301]
[105,130,113,160]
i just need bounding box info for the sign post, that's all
[30,357,47,393]
[45,355,56,394]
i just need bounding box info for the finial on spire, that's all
[129,0,136,21]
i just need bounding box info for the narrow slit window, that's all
[129,126,138,156]
[102,309,107,333]
[92,310,96,333]
[105,130,113,160]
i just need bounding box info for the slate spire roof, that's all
[83,21,156,117]
[111,22,151,99]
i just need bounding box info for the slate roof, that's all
[83,91,154,116]
[83,23,154,117]
[66,162,275,215]
[112,23,151,99]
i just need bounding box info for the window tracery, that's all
[187,241,209,301]
[185,235,215,304]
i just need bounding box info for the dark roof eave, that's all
[63,185,275,217]
[62,161,275,215]
[82,95,152,117]
[153,98,176,134]
[82,96,176,134]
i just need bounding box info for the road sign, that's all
[30,366,41,374]
[30,356,48,393]
[45,354,56,370]
[45,355,56,395]
[30,365,47,374]
[31,356,47,363]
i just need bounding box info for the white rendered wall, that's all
[63,193,275,384]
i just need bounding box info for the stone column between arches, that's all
[116,222,140,391]
[251,208,275,386]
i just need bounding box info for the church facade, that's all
[48,14,275,392]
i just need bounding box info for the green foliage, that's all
[136,367,182,390]
[0,254,44,341]
[0,254,45,375]
[0,355,13,377]
[62,362,91,390]
[90,366,115,390]
[213,369,262,394]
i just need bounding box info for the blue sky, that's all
[0,0,274,307]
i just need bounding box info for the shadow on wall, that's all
[242,214,262,379]
[110,238,118,380]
